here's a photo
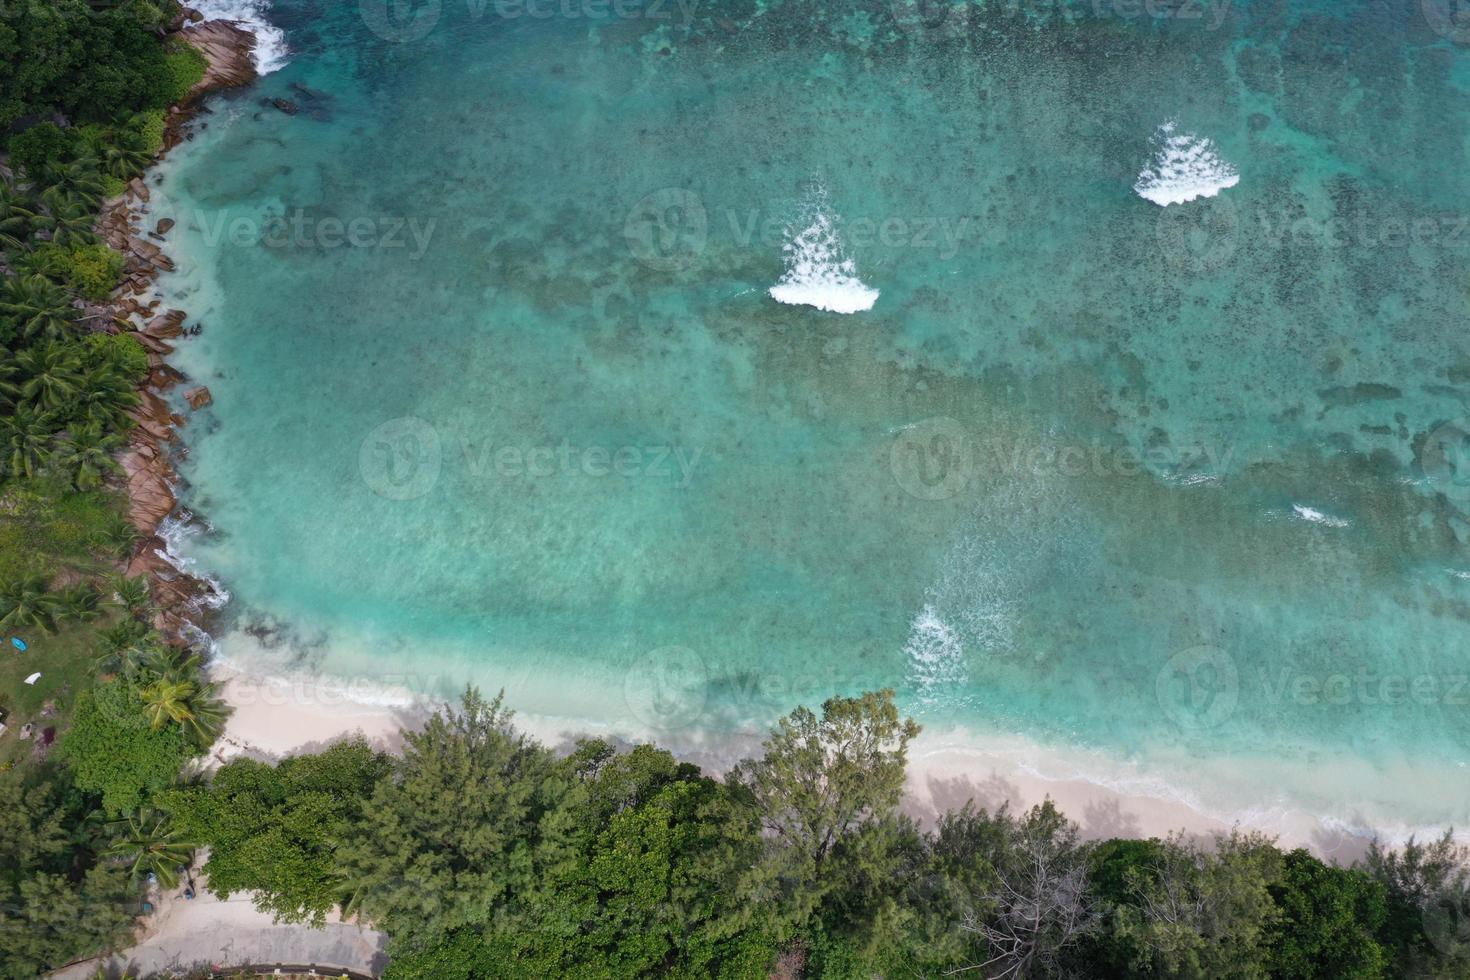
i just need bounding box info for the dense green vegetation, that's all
[115,688,1470,980]
[0,1,224,975]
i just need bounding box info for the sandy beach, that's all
[213,665,1387,863]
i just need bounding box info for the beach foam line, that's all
[1135,120,1240,206]
[208,652,1464,856]
[189,0,288,74]
[768,193,879,314]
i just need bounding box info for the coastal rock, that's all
[125,539,175,580]
[120,441,176,534]
[270,98,299,115]
[134,332,175,356]
[143,310,187,338]
[180,21,258,103]
[148,364,186,391]
[155,218,175,236]
[185,386,213,410]
[128,236,163,262]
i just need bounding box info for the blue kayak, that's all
[10,638,26,652]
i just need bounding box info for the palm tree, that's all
[140,675,196,730]
[52,423,124,490]
[0,274,77,340]
[140,644,202,678]
[35,185,97,247]
[106,808,195,889]
[0,575,64,633]
[53,157,109,210]
[80,128,153,180]
[95,619,163,677]
[0,179,40,251]
[0,357,21,410]
[107,573,151,616]
[181,683,229,748]
[69,366,141,430]
[0,402,59,478]
[16,342,84,412]
[57,582,101,621]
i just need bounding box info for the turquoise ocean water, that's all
[156,0,1470,833]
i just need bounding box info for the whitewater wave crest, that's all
[190,0,288,74]
[769,188,879,314]
[1135,121,1239,206]
[156,511,233,611]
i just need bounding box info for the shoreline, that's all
[210,657,1408,862]
[101,17,258,642]
[125,14,1438,871]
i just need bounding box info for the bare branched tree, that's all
[950,801,1096,980]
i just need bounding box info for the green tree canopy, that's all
[161,739,390,926]
[726,688,920,935]
[339,689,556,947]
[59,679,196,815]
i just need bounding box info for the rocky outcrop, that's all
[92,18,259,644]
[179,21,257,104]
[184,386,213,410]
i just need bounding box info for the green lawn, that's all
[0,476,134,583]
[0,477,130,770]
[0,613,109,768]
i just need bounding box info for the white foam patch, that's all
[156,512,233,610]
[190,0,288,74]
[1291,504,1349,528]
[1135,121,1240,206]
[768,192,879,314]
[904,603,966,699]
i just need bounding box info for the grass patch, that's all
[162,41,209,104]
[0,612,110,770]
[0,477,135,582]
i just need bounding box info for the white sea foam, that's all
[190,0,288,74]
[904,603,966,699]
[1291,504,1350,528]
[1134,121,1240,206]
[768,191,879,314]
[155,511,232,610]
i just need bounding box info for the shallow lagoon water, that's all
[156,0,1470,832]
